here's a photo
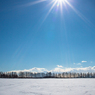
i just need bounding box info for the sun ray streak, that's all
[46,0,55,8]
[60,1,63,15]
[42,0,57,23]
[65,0,94,26]
[65,0,85,20]
[20,0,46,7]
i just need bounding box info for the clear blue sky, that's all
[0,0,95,72]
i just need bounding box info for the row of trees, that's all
[0,71,95,78]
[0,72,18,78]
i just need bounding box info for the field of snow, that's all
[0,78,95,95]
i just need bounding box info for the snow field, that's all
[0,79,95,95]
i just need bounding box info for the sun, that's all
[56,0,67,3]
[54,0,67,4]
[22,0,87,26]
[51,0,67,8]
[51,0,67,15]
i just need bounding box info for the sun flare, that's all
[54,0,67,5]
[56,0,67,3]
[25,0,86,24]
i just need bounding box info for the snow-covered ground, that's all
[0,78,95,95]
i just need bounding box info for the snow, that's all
[0,78,95,95]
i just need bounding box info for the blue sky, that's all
[0,0,95,72]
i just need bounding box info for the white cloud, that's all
[82,61,87,63]
[57,65,63,68]
[10,67,48,73]
[51,66,95,73]
[10,66,95,73]
[73,63,75,64]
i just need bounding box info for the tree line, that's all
[0,71,95,78]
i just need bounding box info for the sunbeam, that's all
[21,0,89,24]
[65,0,94,28]
[20,0,46,7]
[41,0,68,24]
[42,0,57,23]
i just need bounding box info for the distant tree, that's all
[87,72,89,78]
[13,72,18,78]
[80,73,82,78]
[69,73,71,78]
[19,72,25,78]
[2,73,6,78]
[74,73,76,78]
[91,73,92,78]
[77,73,79,78]
[62,73,64,78]
[55,73,57,78]
[93,73,95,78]
[58,73,61,78]
[30,72,33,78]
[82,73,84,78]
[34,73,36,78]
[48,72,51,77]
[0,72,2,78]
[65,72,68,78]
